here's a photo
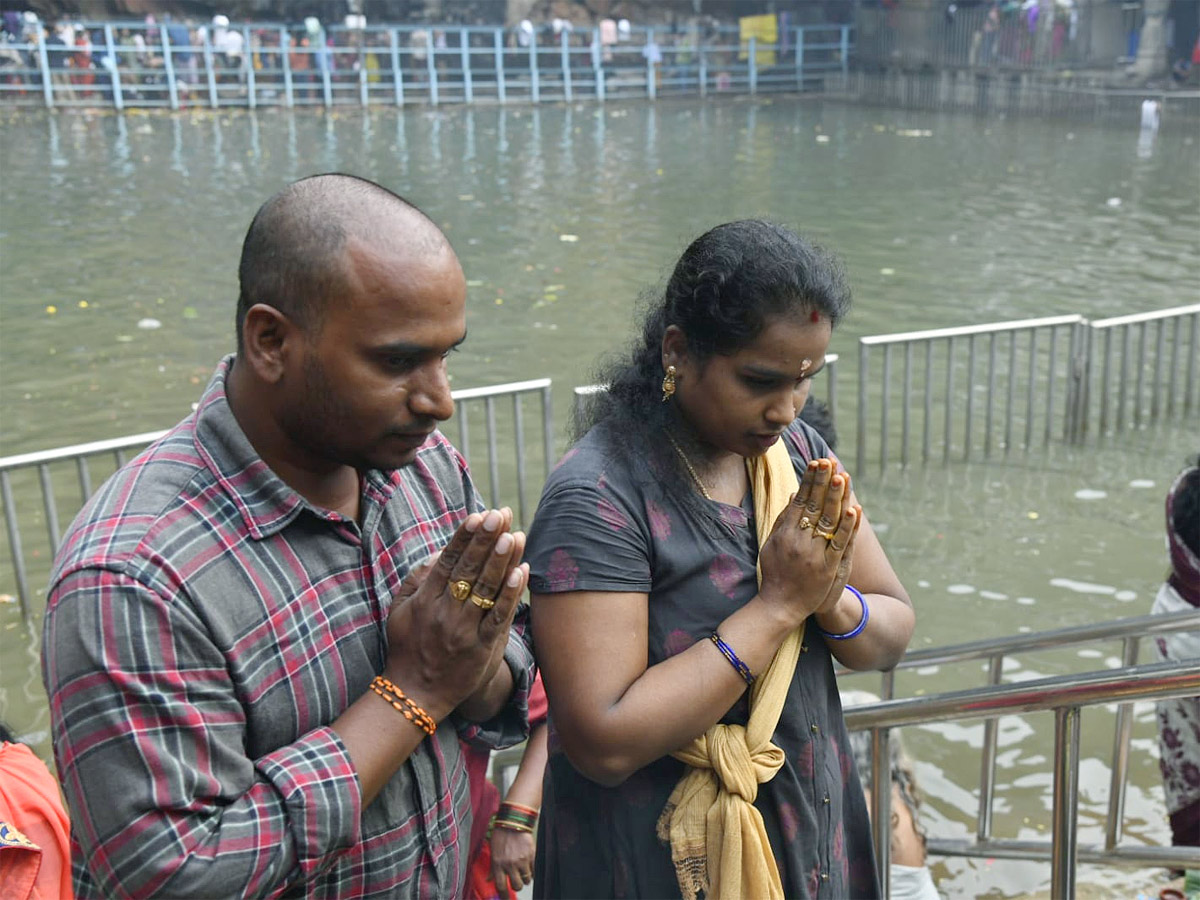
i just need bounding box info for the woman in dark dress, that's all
[524,221,915,900]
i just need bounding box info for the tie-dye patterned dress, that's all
[525,418,881,899]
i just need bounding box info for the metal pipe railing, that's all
[0,379,555,619]
[0,20,855,111]
[848,661,1200,897]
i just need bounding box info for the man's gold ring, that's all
[799,517,814,530]
[450,580,473,602]
[815,529,837,541]
[469,593,496,611]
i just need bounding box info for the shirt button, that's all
[823,794,830,804]
[811,723,820,734]
[800,643,808,653]
[821,872,829,881]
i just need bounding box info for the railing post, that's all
[841,24,851,80]
[427,30,438,105]
[243,26,256,108]
[856,341,869,478]
[647,39,656,100]
[102,25,124,111]
[1105,637,1139,851]
[594,31,605,100]
[280,27,294,107]
[494,28,506,103]
[528,29,539,103]
[748,36,757,94]
[201,27,217,108]
[461,28,473,103]
[359,52,369,106]
[36,28,54,108]
[0,472,31,622]
[1050,706,1081,900]
[391,29,404,106]
[320,41,332,107]
[977,655,1003,842]
[561,28,572,101]
[161,25,179,109]
[870,728,892,897]
[541,384,555,479]
[795,27,804,88]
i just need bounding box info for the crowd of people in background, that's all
[0,7,834,105]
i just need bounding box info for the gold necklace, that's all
[667,433,713,501]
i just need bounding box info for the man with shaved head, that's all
[42,174,536,898]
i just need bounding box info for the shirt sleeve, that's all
[525,479,653,595]
[42,567,363,899]
[454,603,536,751]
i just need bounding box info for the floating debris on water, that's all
[137,318,163,330]
[815,134,830,143]
[559,234,579,243]
[1129,479,1155,489]
[1073,488,1106,500]
[946,584,975,595]
[1050,577,1115,595]
[1106,197,1122,208]
[880,268,895,276]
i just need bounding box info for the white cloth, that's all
[889,863,942,900]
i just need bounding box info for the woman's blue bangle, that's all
[710,631,756,686]
[817,585,869,640]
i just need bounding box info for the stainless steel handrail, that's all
[846,661,1200,899]
[876,609,1200,670]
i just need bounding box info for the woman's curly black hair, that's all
[575,220,850,506]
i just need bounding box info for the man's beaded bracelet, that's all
[816,585,870,640]
[370,675,437,736]
[710,631,756,686]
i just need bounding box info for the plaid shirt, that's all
[42,356,534,899]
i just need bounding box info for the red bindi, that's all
[810,310,820,323]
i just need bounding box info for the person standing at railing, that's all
[524,220,915,900]
[40,173,536,899]
[1151,455,1200,892]
[462,673,550,899]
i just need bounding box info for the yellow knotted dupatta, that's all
[655,437,801,900]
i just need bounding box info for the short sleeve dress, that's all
[524,418,881,900]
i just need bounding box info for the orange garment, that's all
[0,742,73,900]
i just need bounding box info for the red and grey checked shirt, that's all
[42,356,535,899]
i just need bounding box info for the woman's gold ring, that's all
[450,580,473,602]
[815,529,837,541]
[829,540,846,552]
[799,517,814,530]
[469,593,496,611]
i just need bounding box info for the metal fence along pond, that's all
[0,21,852,111]
[4,305,1197,619]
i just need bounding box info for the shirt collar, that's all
[192,355,399,540]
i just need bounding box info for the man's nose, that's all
[409,361,455,422]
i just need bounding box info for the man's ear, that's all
[240,303,297,384]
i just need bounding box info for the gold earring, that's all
[661,365,677,402]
